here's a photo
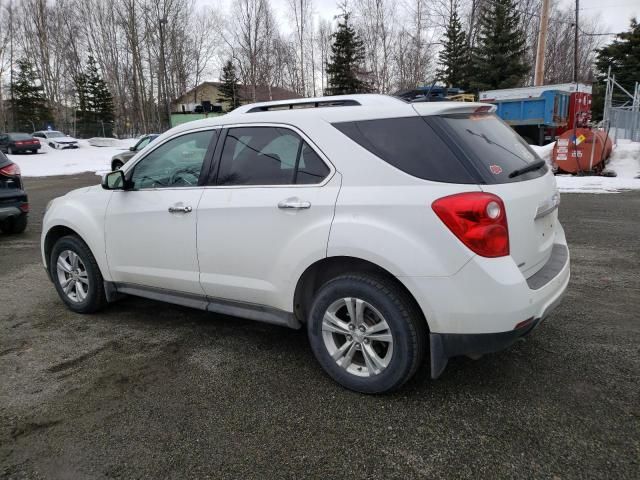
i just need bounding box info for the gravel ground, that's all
[1,173,639,479]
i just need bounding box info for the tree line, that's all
[0,0,624,137]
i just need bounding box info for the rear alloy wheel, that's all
[50,235,107,313]
[0,213,27,234]
[307,274,426,394]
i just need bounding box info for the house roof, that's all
[174,82,302,104]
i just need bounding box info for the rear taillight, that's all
[0,163,20,176]
[432,192,509,257]
[19,202,29,213]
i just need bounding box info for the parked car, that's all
[0,152,28,234]
[0,132,41,154]
[111,134,159,171]
[41,95,569,394]
[32,130,79,149]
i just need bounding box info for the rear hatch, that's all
[424,107,559,277]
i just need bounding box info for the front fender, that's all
[42,186,112,281]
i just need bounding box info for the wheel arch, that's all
[293,255,429,331]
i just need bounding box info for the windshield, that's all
[47,131,64,138]
[436,113,547,183]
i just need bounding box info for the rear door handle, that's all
[278,199,311,210]
[168,205,192,213]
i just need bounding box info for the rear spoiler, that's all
[411,102,497,116]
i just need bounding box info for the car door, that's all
[105,128,218,295]
[197,124,341,312]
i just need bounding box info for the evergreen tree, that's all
[11,58,52,131]
[325,9,370,95]
[75,56,114,136]
[469,0,528,92]
[217,60,241,111]
[436,0,470,89]
[593,18,640,120]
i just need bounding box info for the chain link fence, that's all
[608,107,640,143]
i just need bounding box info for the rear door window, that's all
[215,127,330,186]
[332,117,477,184]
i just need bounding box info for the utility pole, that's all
[534,0,550,86]
[573,0,579,83]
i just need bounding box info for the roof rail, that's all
[245,99,361,113]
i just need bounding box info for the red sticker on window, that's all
[489,165,503,175]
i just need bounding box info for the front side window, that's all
[216,127,329,186]
[130,130,216,189]
[135,136,152,151]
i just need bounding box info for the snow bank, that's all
[8,138,137,177]
[531,140,640,194]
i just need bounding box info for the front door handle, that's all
[168,205,192,213]
[278,199,311,210]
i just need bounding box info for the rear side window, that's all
[216,127,329,186]
[436,113,547,182]
[332,117,477,184]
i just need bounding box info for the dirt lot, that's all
[1,173,639,479]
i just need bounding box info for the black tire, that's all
[31,150,38,154]
[0,213,27,234]
[307,274,427,394]
[49,235,107,313]
[112,160,124,171]
[7,147,14,155]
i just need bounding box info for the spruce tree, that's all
[217,60,241,111]
[469,0,528,91]
[593,18,640,120]
[436,0,470,89]
[11,58,52,131]
[325,10,370,95]
[76,56,114,136]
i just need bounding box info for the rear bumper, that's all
[429,288,565,378]
[0,191,28,220]
[399,225,570,378]
[8,145,40,152]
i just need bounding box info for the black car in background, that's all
[0,133,41,154]
[0,152,28,234]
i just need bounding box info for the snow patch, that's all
[8,138,138,177]
[531,140,640,194]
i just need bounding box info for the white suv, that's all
[42,95,569,393]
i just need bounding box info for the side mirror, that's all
[102,170,126,190]
[129,146,136,151]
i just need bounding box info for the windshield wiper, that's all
[508,159,546,178]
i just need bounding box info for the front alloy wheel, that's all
[56,249,90,302]
[50,235,107,313]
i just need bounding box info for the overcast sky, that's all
[213,0,638,39]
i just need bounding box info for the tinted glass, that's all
[10,133,32,140]
[295,143,330,184]
[47,131,64,138]
[333,117,476,184]
[436,113,547,182]
[130,130,215,189]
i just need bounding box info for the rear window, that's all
[332,117,477,184]
[333,113,546,184]
[10,133,32,140]
[436,113,547,183]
